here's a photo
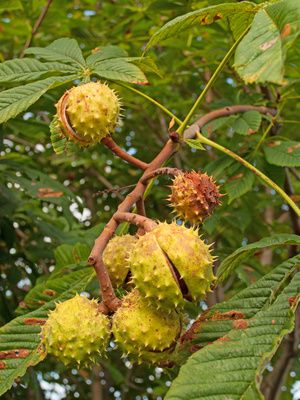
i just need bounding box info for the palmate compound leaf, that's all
[217,233,300,283]
[0,58,77,83]
[166,267,300,400]
[24,38,86,68]
[0,75,79,124]
[0,268,95,396]
[144,2,258,52]
[234,0,300,84]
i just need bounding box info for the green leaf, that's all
[224,169,255,203]
[233,110,262,135]
[0,75,78,124]
[0,0,22,13]
[86,45,128,66]
[25,38,86,68]
[185,138,205,151]
[264,140,300,167]
[190,255,300,347]
[145,2,257,52]
[0,268,94,396]
[166,271,300,400]
[0,59,77,83]
[54,242,90,269]
[234,0,300,84]
[217,234,300,282]
[92,59,148,84]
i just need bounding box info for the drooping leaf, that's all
[0,75,78,124]
[92,59,148,84]
[224,168,255,203]
[0,268,94,396]
[186,255,300,348]
[25,38,86,68]
[166,271,300,400]
[145,2,257,52]
[0,59,77,83]
[264,140,300,167]
[217,234,300,282]
[234,0,300,84]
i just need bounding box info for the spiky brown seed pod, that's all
[112,290,182,364]
[168,171,221,225]
[53,81,121,148]
[103,235,138,288]
[129,222,215,311]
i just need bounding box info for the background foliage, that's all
[0,0,299,399]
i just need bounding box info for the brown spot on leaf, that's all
[247,128,256,135]
[189,344,201,353]
[227,173,244,182]
[133,81,149,86]
[217,336,230,343]
[287,143,300,153]
[37,188,64,198]
[260,38,278,51]
[18,301,28,309]
[272,320,276,325]
[214,13,222,21]
[43,289,56,296]
[267,141,281,147]
[232,319,248,329]
[179,309,210,344]
[288,296,297,306]
[24,318,46,326]
[281,23,291,38]
[0,361,6,369]
[211,310,245,321]
[0,349,30,359]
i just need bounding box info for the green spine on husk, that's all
[103,235,137,288]
[53,81,121,149]
[112,290,182,364]
[41,294,110,367]
[130,222,215,310]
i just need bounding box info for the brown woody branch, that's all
[184,105,277,139]
[88,138,178,311]
[89,104,276,312]
[141,167,181,184]
[114,212,157,232]
[101,136,149,170]
[20,0,54,58]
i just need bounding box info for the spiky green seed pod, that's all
[112,290,181,364]
[53,81,121,148]
[168,171,221,225]
[41,294,110,367]
[103,235,137,287]
[130,222,215,310]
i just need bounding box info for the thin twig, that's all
[184,105,276,140]
[20,0,54,58]
[93,184,136,198]
[101,136,149,170]
[141,167,181,184]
